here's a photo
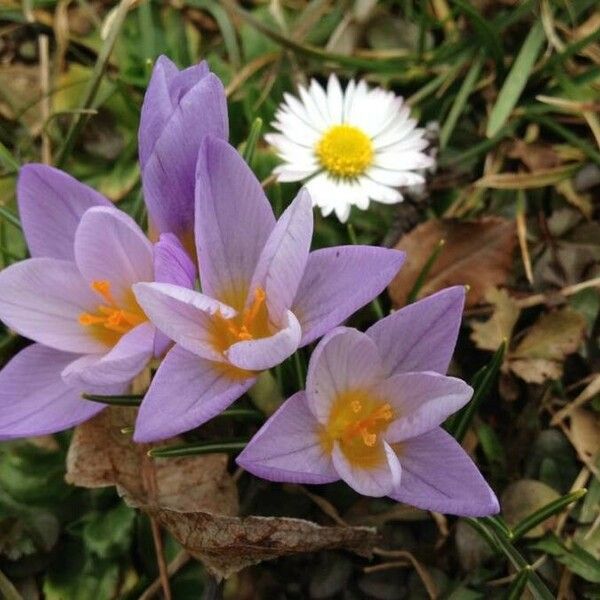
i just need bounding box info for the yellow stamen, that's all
[79,280,146,345]
[211,287,270,353]
[315,124,374,179]
[321,390,394,468]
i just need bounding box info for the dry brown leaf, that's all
[470,287,520,351]
[66,407,239,515]
[66,408,376,579]
[501,479,560,538]
[508,308,586,383]
[507,139,562,171]
[149,509,377,579]
[389,218,516,308]
[567,408,600,464]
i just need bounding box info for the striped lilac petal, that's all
[226,310,301,371]
[376,372,473,443]
[0,344,110,440]
[293,246,405,347]
[0,258,106,354]
[389,428,500,516]
[306,328,385,425]
[17,164,109,261]
[236,391,338,484]
[195,137,275,302]
[249,189,313,322]
[366,286,465,377]
[332,440,401,498]
[139,56,209,167]
[141,62,228,238]
[133,282,232,362]
[134,344,256,442]
[74,206,154,305]
[61,322,155,387]
[153,233,197,356]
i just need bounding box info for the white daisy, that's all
[265,75,435,222]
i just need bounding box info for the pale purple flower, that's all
[0,56,218,439]
[237,287,499,517]
[139,55,227,247]
[132,136,405,442]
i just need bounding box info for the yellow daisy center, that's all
[315,124,374,179]
[79,280,146,346]
[320,389,394,468]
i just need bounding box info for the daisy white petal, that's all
[266,76,435,221]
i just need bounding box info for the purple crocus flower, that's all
[0,167,194,440]
[139,55,227,250]
[237,287,500,516]
[132,136,405,442]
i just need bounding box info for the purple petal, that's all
[0,344,105,439]
[153,233,197,356]
[377,372,472,442]
[306,327,385,424]
[293,246,405,347]
[0,258,106,353]
[195,137,275,303]
[237,391,338,484]
[226,311,301,371]
[153,233,196,288]
[389,427,500,516]
[133,282,233,361]
[139,56,209,167]
[366,286,465,377]
[249,189,313,321]
[74,206,154,304]
[141,70,228,238]
[17,164,109,261]
[134,344,256,442]
[332,440,401,497]
[61,322,154,387]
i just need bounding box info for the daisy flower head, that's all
[265,75,435,222]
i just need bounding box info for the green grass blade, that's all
[0,205,22,230]
[148,440,248,458]
[440,55,483,149]
[486,22,545,138]
[82,393,144,406]
[242,117,263,168]
[0,140,19,172]
[450,341,506,443]
[407,239,446,304]
[512,489,587,541]
[506,567,531,600]
[56,0,133,166]
[451,0,503,71]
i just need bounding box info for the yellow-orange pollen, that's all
[79,280,146,336]
[322,390,394,468]
[211,287,270,353]
[315,124,374,179]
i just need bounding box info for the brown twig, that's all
[39,34,52,164]
[138,550,190,600]
[149,517,172,600]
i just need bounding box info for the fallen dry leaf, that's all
[508,308,586,383]
[66,407,239,515]
[66,408,377,578]
[507,139,562,171]
[501,479,560,538]
[150,509,377,579]
[389,218,516,308]
[470,287,521,351]
[566,408,600,464]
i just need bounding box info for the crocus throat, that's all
[211,287,271,354]
[315,124,374,180]
[79,280,146,346]
[321,389,394,468]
